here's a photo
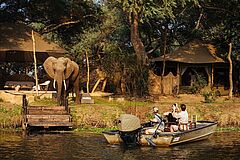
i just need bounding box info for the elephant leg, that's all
[74,76,80,104]
[59,95,64,106]
[75,88,80,104]
[63,92,67,106]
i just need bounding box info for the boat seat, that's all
[179,122,189,131]
[189,115,197,129]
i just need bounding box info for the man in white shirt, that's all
[170,104,189,132]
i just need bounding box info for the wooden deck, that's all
[22,95,72,130]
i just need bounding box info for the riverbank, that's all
[0,94,240,130]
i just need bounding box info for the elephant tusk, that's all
[63,80,67,90]
[53,79,56,89]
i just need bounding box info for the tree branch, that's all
[146,43,161,55]
[42,20,81,33]
[194,8,203,30]
[41,14,97,33]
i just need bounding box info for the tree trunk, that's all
[31,30,39,96]
[228,42,233,99]
[130,13,146,66]
[161,29,167,94]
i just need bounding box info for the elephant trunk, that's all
[54,73,67,106]
[57,80,63,105]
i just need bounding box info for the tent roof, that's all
[0,22,67,54]
[151,40,224,64]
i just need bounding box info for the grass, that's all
[216,127,240,132]
[30,97,58,106]
[0,102,22,128]
[1,94,240,131]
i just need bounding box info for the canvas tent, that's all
[151,40,224,64]
[150,40,227,95]
[0,22,67,63]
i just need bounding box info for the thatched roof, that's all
[151,40,224,64]
[0,22,67,62]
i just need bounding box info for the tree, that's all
[116,0,199,66]
[199,0,240,98]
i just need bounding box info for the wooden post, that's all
[22,94,27,130]
[207,66,211,87]
[86,50,90,93]
[211,64,214,88]
[31,30,39,96]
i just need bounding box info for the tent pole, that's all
[86,50,90,93]
[32,30,39,96]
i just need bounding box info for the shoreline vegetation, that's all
[0,94,240,133]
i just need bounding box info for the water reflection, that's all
[0,131,240,160]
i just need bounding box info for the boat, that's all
[103,114,217,147]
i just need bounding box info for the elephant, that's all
[43,56,80,105]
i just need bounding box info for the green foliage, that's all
[71,5,127,62]
[192,71,208,93]
[201,0,240,60]
[70,3,149,95]
[0,107,8,113]
[182,71,207,94]
[0,103,22,128]
[117,0,199,21]
[203,91,216,103]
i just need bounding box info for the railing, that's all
[22,94,28,130]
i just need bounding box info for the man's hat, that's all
[153,107,159,112]
[172,103,178,108]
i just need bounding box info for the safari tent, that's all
[0,22,67,89]
[0,22,66,63]
[149,40,228,95]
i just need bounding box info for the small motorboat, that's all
[103,114,217,147]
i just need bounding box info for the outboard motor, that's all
[117,114,141,147]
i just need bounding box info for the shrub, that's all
[203,91,216,103]
[192,71,207,94]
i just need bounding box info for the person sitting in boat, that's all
[163,103,179,126]
[145,107,164,134]
[170,104,189,132]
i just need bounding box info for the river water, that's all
[0,131,240,160]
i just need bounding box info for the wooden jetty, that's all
[22,95,72,130]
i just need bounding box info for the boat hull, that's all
[103,121,217,147]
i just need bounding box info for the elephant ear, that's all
[43,56,57,79]
[65,58,74,79]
